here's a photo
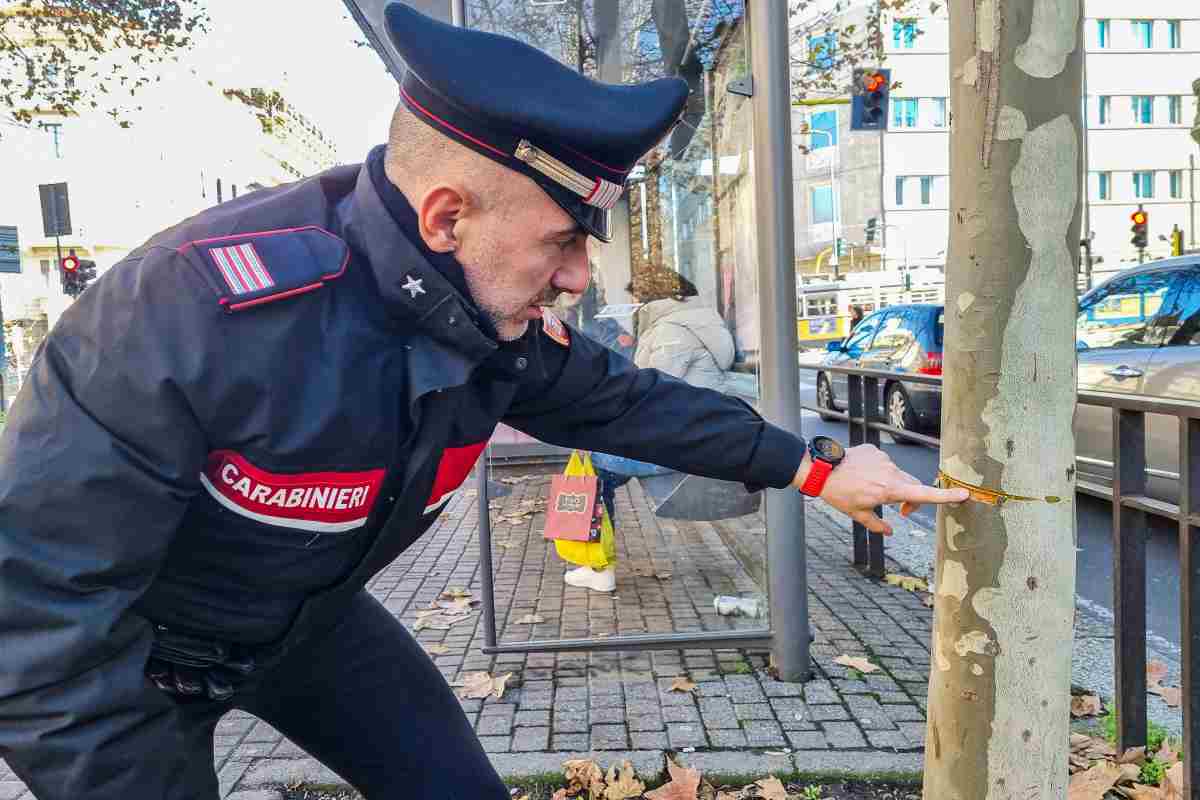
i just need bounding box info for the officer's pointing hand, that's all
[794,444,968,535]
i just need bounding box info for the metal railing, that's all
[799,362,1197,792]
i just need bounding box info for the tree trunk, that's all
[924,2,1083,798]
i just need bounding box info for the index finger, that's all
[889,483,970,506]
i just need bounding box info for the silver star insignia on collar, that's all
[401,275,426,299]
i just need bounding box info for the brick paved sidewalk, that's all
[0,467,934,800]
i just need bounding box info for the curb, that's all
[227,748,925,797]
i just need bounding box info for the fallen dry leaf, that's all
[551,791,570,800]
[515,614,545,625]
[1067,761,1122,800]
[715,793,742,800]
[1071,694,1104,718]
[425,644,450,656]
[644,758,701,800]
[884,573,929,593]
[669,677,698,693]
[454,671,512,700]
[754,777,788,800]
[455,671,494,699]
[1147,661,1169,683]
[1117,746,1146,765]
[413,613,473,632]
[1118,763,1143,783]
[604,760,646,800]
[563,759,605,799]
[834,654,881,674]
[440,587,471,601]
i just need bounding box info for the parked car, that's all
[1074,256,1200,504]
[815,303,943,442]
[815,255,1200,503]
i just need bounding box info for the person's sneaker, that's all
[563,566,616,592]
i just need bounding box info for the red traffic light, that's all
[60,254,79,272]
[1131,210,1148,226]
[863,72,886,92]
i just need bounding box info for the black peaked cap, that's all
[383,2,689,241]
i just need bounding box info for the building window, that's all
[1169,20,1181,49]
[1132,96,1154,125]
[1098,171,1111,200]
[895,176,905,207]
[1171,170,1183,199]
[809,110,837,150]
[810,185,834,225]
[929,98,947,128]
[807,33,836,70]
[1097,19,1110,48]
[1133,171,1155,199]
[892,19,917,49]
[1098,96,1111,125]
[1132,20,1153,49]
[1170,95,1182,124]
[920,176,933,206]
[43,123,63,159]
[892,98,918,128]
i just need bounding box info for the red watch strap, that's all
[800,459,834,497]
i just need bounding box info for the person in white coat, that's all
[570,271,736,592]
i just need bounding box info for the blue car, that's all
[815,304,944,442]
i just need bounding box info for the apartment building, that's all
[792,1,1200,278]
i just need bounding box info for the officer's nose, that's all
[551,243,590,295]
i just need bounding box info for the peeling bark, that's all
[923,1,1082,798]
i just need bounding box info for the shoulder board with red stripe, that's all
[180,226,350,313]
[540,308,570,347]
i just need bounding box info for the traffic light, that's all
[903,270,912,292]
[1130,206,1148,250]
[1171,225,1184,256]
[865,217,878,244]
[59,250,95,298]
[851,68,891,131]
[835,237,846,257]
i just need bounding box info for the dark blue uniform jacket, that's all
[0,153,803,798]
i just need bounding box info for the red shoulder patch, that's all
[540,308,570,347]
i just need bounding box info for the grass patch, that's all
[1097,710,1181,786]
[1099,710,1170,753]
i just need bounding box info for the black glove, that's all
[147,625,256,702]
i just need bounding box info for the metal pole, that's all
[54,235,63,293]
[749,0,810,683]
[878,128,887,267]
[450,0,465,26]
[1191,154,1196,248]
[476,455,499,649]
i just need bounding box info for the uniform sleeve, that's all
[505,321,804,490]
[0,248,211,799]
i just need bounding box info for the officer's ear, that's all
[416,183,478,254]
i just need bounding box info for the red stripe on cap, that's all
[401,84,508,159]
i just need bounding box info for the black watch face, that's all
[812,436,845,462]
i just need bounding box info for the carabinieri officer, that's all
[0,5,966,798]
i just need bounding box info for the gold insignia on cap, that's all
[514,140,623,210]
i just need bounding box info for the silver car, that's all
[1075,255,1200,503]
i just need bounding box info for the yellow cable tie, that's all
[936,470,1061,507]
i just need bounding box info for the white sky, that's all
[176,0,402,162]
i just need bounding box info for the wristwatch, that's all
[799,436,846,498]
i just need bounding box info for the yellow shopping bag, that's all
[550,451,616,570]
